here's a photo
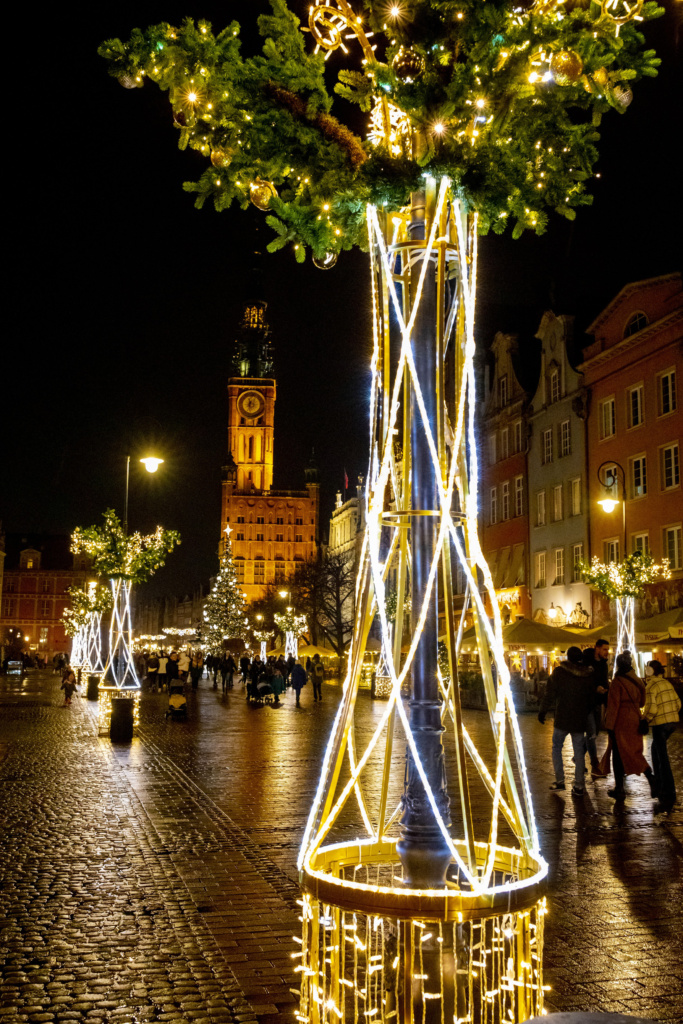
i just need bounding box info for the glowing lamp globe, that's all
[140,457,164,473]
[598,497,619,513]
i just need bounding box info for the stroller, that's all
[166,680,188,718]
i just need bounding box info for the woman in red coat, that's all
[604,651,656,800]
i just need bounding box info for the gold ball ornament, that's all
[210,147,232,169]
[592,67,609,89]
[249,178,278,211]
[312,252,338,270]
[613,83,633,108]
[550,50,584,86]
[118,73,143,89]
[392,46,426,84]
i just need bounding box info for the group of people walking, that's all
[539,639,680,812]
[137,648,327,706]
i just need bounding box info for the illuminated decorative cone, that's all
[297,180,548,1024]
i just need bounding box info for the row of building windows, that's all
[233,515,309,525]
[234,559,295,583]
[535,477,582,527]
[541,420,571,464]
[489,476,524,524]
[598,525,682,570]
[2,599,54,617]
[599,369,677,440]
[602,443,680,500]
[234,533,309,543]
[534,544,584,589]
[488,420,523,464]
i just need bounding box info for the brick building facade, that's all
[581,272,683,620]
[0,534,91,659]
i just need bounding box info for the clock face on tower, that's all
[237,390,265,418]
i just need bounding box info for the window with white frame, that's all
[537,490,546,527]
[570,478,581,516]
[663,525,682,570]
[514,419,523,454]
[490,487,498,524]
[630,454,647,499]
[501,481,510,520]
[535,551,547,588]
[501,427,509,460]
[632,532,650,555]
[553,484,563,522]
[40,600,50,616]
[560,419,571,457]
[553,548,565,585]
[658,368,676,417]
[604,538,620,564]
[488,433,497,465]
[514,476,524,517]
[550,368,560,404]
[572,543,584,582]
[627,384,644,428]
[624,311,648,338]
[600,397,616,439]
[542,428,553,464]
[499,374,508,408]
[661,442,680,490]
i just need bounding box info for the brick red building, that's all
[479,332,533,621]
[581,272,683,620]
[0,534,91,659]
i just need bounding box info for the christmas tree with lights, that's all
[202,531,249,653]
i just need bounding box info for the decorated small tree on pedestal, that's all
[72,510,180,689]
[274,609,308,660]
[202,531,249,654]
[63,582,113,678]
[100,0,664,1018]
[581,551,671,658]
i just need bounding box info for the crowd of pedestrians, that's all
[538,640,680,812]
[133,647,328,708]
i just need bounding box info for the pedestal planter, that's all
[110,697,134,743]
[86,674,101,701]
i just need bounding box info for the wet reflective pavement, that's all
[1,671,681,1023]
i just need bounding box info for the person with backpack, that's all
[311,654,325,702]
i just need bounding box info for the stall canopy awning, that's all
[456,617,585,652]
[584,608,683,645]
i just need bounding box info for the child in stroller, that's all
[166,679,188,718]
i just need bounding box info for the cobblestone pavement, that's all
[1,671,682,1023]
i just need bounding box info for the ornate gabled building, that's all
[479,332,533,622]
[219,300,320,602]
[528,311,591,627]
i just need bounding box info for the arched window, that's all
[248,436,254,460]
[623,311,648,339]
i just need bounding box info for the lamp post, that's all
[596,460,632,656]
[596,460,627,558]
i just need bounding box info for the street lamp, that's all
[124,454,165,532]
[597,461,627,558]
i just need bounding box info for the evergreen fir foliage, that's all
[100,0,662,257]
[202,537,249,653]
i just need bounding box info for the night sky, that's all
[3,1,681,599]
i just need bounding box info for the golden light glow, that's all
[597,497,619,513]
[140,456,164,473]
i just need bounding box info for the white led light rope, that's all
[300,179,545,893]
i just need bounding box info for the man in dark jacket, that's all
[290,659,307,706]
[582,639,610,775]
[538,646,596,796]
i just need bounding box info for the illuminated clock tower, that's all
[220,300,320,602]
[226,300,275,493]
